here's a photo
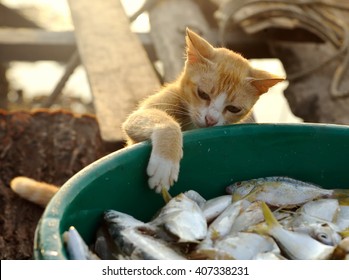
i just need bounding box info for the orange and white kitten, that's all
[10,28,283,206]
[122,28,283,193]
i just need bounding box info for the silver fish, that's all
[150,193,207,243]
[118,227,186,260]
[184,190,206,208]
[298,199,339,222]
[230,201,264,232]
[206,199,250,239]
[260,202,335,260]
[189,200,250,259]
[279,199,342,245]
[227,177,335,208]
[292,223,342,246]
[94,223,120,260]
[104,210,186,260]
[334,205,349,231]
[63,226,100,260]
[202,195,233,222]
[193,232,279,260]
[104,209,146,230]
[215,232,280,260]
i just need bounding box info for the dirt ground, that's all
[0,109,121,259]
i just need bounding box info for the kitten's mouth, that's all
[193,116,220,128]
[193,119,217,128]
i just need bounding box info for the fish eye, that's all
[317,233,329,242]
[319,233,328,239]
[197,88,210,101]
[226,105,242,114]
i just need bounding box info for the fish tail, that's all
[161,187,172,203]
[331,189,349,205]
[340,228,349,238]
[338,198,349,206]
[261,201,279,229]
[231,192,243,202]
[332,189,349,198]
[10,176,59,207]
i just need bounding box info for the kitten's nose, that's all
[205,115,218,127]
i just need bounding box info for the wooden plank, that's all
[0,28,157,62]
[67,0,160,142]
[0,4,40,28]
[148,0,214,82]
[0,28,75,45]
[0,28,75,62]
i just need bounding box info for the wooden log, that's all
[148,0,214,82]
[67,0,160,142]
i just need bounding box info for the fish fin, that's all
[261,201,279,229]
[161,187,172,203]
[337,197,349,206]
[231,193,242,202]
[242,186,260,202]
[332,189,349,201]
[250,222,269,235]
[232,185,259,202]
[210,228,221,240]
[340,228,349,238]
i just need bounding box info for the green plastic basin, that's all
[34,123,349,259]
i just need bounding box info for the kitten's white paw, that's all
[147,153,180,193]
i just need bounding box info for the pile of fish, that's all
[63,176,349,260]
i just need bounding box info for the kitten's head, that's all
[180,28,284,128]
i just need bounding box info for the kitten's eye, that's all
[197,88,210,101]
[226,105,242,114]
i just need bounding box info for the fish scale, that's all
[226,176,335,208]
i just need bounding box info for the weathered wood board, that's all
[0,28,76,62]
[149,0,214,82]
[0,3,40,28]
[67,0,160,142]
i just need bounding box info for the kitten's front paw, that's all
[147,153,180,193]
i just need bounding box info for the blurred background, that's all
[1,0,301,122]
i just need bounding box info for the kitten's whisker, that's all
[151,103,190,117]
[152,102,188,111]
[167,91,191,107]
[165,109,190,116]
[180,120,195,128]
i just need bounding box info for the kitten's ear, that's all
[248,68,285,95]
[185,28,214,64]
